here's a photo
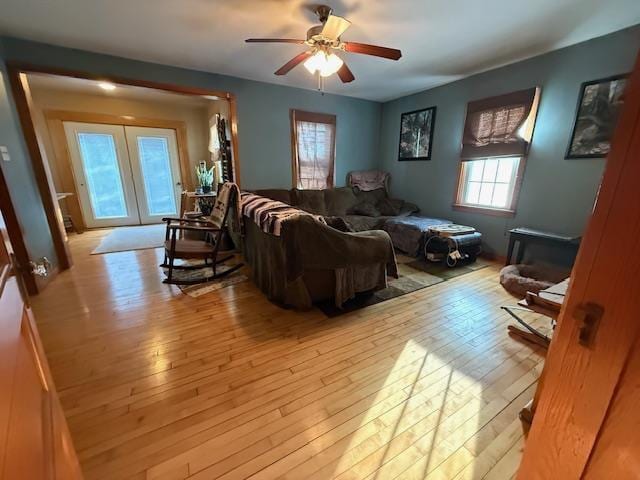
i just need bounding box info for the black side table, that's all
[506,227,580,265]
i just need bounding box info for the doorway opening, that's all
[6,66,240,283]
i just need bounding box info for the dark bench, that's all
[506,227,581,265]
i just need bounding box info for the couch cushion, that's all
[324,187,358,216]
[252,189,292,205]
[348,202,381,217]
[376,197,404,216]
[343,215,390,232]
[293,189,327,215]
[354,188,387,206]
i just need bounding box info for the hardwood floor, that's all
[31,229,547,480]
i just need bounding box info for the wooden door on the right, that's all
[517,53,640,478]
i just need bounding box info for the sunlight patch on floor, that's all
[326,339,488,479]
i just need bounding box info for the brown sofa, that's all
[232,189,400,310]
[254,186,420,232]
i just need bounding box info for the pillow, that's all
[376,198,404,216]
[348,202,381,217]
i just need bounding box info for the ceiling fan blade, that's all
[321,15,351,40]
[337,63,355,83]
[245,38,305,44]
[274,51,312,75]
[343,42,402,60]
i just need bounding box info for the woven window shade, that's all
[461,88,539,160]
[291,110,336,189]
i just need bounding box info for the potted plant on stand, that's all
[195,162,216,216]
[195,162,215,194]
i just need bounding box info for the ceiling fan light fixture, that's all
[304,51,344,77]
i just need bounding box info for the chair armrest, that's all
[163,217,213,225]
[167,224,221,233]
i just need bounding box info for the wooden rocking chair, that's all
[160,182,242,285]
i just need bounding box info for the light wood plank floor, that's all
[31,229,547,480]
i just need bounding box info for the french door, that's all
[64,122,182,228]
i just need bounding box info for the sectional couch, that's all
[254,186,420,232]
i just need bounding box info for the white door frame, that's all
[124,126,182,224]
[63,122,140,228]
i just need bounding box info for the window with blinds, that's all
[455,87,541,215]
[290,110,336,189]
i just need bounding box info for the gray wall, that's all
[0,37,381,190]
[379,26,640,257]
[0,40,58,266]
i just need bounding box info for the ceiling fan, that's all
[245,5,402,85]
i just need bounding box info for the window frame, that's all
[290,109,337,190]
[453,87,541,217]
[453,156,527,217]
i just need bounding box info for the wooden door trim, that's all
[518,52,640,478]
[45,110,193,232]
[0,159,38,295]
[7,61,241,187]
[6,68,72,274]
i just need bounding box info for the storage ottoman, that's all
[383,215,453,256]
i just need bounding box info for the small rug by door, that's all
[162,258,248,298]
[92,224,166,255]
[317,255,490,317]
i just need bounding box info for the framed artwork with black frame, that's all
[566,74,628,159]
[398,106,437,161]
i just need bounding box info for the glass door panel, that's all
[64,122,139,228]
[76,132,128,219]
[125,126,182,224]
[136,136,176,216]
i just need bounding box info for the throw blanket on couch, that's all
[241,192,325,236]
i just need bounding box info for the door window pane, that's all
[77,133,128,219]
[136,137,177,215]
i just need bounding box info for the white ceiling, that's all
[1,0,639,102]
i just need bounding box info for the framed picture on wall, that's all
[566,74,628,159]
[398,106,437,161]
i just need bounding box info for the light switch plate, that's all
[0,146,9,162]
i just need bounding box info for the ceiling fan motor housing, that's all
[315,5,333,23]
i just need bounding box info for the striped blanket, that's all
[241,192,325,236]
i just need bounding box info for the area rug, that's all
[92,224,166,255]
[317,255,490,317]
[162,258,248,298]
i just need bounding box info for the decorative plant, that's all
[195,163,215,187]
